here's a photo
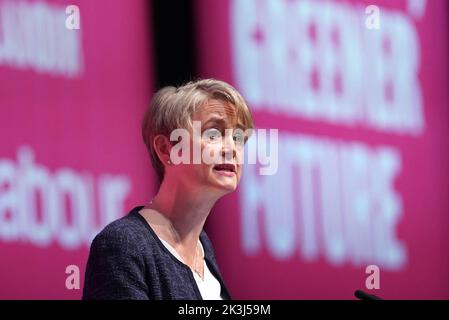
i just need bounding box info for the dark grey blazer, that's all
[82,206,232,300]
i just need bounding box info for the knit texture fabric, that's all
[82,206,232,300]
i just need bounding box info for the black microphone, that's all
[354,289,383,300]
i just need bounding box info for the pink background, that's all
[0,0,154,299]
[196,0,449,299]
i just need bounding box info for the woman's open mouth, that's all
[213,163,236,176]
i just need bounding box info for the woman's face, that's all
[171,99,247,196]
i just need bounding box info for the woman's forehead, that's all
[194,99,237,119]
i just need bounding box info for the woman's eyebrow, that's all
[204,116,245,129]
[203,117,227,127]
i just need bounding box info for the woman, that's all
[82,79,254,300]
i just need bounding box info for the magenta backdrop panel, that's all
[0,0,154,299]
[196,0,449,299]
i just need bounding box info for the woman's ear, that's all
[153,134,172,165]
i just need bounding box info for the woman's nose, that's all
[221,134,237,160]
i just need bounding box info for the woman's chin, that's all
[209,171,238,192]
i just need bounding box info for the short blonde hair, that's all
[142,78,254,182]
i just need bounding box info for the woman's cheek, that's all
[201,142,221,165]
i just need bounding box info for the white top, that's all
[159,238,223,300]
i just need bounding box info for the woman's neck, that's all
[146,176,220,252]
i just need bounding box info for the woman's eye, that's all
[233,132,244,144]
[204,128,222,141]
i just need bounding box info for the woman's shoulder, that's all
[83,206,153,300]
[89,206,152,253]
